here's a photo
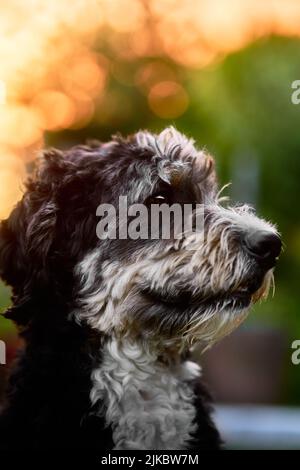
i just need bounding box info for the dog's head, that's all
[0,127,281,349]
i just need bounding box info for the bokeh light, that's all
[1,0,300,217]
[148,81,189,118]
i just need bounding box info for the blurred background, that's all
[0,0,300,449]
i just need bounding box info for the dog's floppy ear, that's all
[0,201,29,290]
[0,149,67,323]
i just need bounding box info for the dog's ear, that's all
[0,146,103,324]
[0,201,28,290]
[0,149,68,323]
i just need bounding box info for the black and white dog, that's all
[0,127,281,450]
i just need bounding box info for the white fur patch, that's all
[90,338,200,450]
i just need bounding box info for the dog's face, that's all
[0,127,281,349]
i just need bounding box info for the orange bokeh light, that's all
[0,105,42,148]
[0,0,300,216]
[32,91,76,131]
[61,55,107,97]
[148,81,189,119]
[0,148,25,218]
[135,62,177,94]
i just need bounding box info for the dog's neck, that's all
[91,336,201,450]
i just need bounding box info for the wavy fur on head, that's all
[0,127,279,450]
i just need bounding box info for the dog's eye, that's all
[145,191,172,206]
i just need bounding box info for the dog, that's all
[0,127,281,450]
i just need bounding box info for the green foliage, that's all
[0,283,14,338]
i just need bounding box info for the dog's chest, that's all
[90,340,200,450]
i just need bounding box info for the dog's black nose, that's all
[244,230,282,267]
